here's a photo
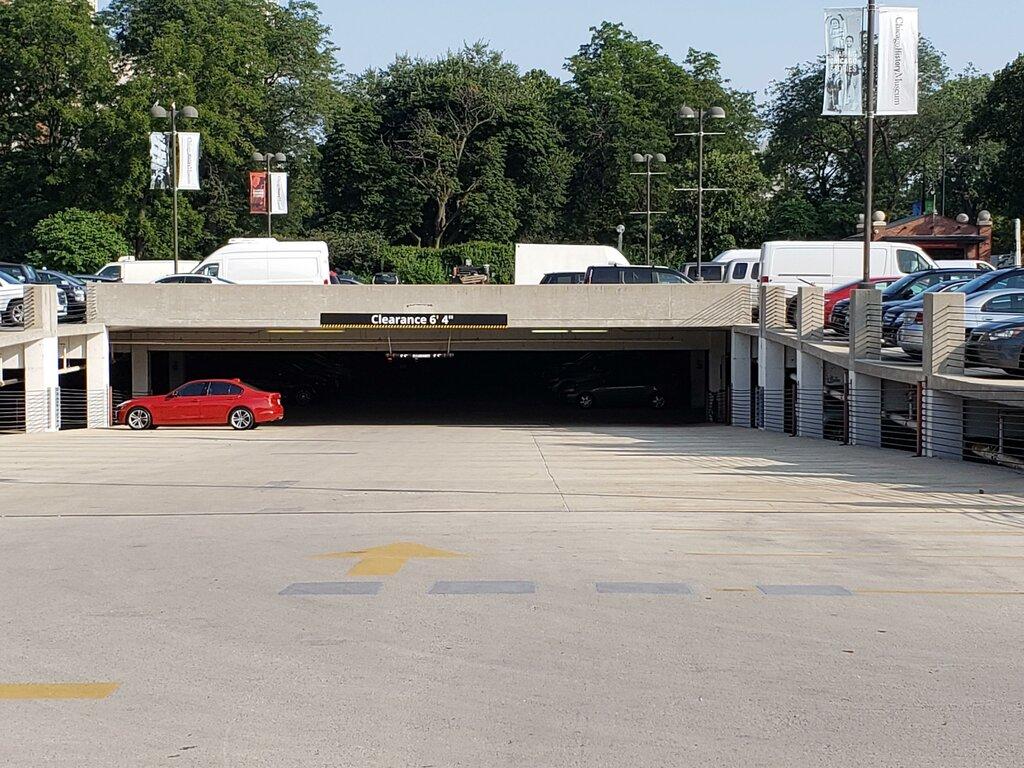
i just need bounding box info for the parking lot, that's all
[2,423,1024,767]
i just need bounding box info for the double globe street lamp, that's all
[630,152,668,266]
[251,151,288,237]
[676,105,726,281]
[150,103,199,274]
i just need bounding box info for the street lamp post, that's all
[252,151,288,237]
[629,153,668,265]
[861,0,877,287]
[675,105,727,281]
[150,102,199,274]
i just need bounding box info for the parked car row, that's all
[826,267,987,334]
[0,263,81,325]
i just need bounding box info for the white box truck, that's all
[758,241,937,293]
[96,259,199,283]
[192,238,331,285]
[514,244,630,285]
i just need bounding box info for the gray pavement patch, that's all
[279,582,382,596]
[429,580,535,595]
[757,584,853,596]
[596,582,694,595]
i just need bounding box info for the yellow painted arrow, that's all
[314,541,464,576]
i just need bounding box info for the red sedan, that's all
[117,379,284,430]
[824,277,899,321]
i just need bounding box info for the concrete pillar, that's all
[168,351,185,389]
[796,287,825,342]
[849,289,882,362]
[922,389,964,460]
[758,337,786,432]
[23,286,59,432]
[759,285,786,331]
[131,346,150,396]
[85,328,110,428]
[796,351,824,438]
[848,371,882,447]
[24,336,59,432]
[730,331,754,427]
[924,292,966,375]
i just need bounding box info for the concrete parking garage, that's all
[2,423,1023,767]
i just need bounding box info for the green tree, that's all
[556,24,767,262]
[101,0,342,258]
[763,41,994,236]
[321,44,572,248]
[971,54,1024,223]
[0,0,117,257]
[28,208,131,274]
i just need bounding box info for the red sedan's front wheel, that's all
[126,407,152,431]
[229,407,255,431]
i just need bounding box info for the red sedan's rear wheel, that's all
[126,407,152,431]
[229,407,255,430]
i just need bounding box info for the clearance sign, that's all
[321,313,508,330]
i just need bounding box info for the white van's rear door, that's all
[770,244,831,290]
[268,255,319,284]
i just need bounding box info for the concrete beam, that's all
[131,346,150,397]
[849,289,882,362]
[89,283,752,331]
[24,335,58,433]
[730,331,754,427]
[796,351,824,439]
[758,286,786,332]
[922,389,963,460]
[86,328,110,428]
[923,292,966,376]
[848,371,882,448]
[758,337,786,432]
[796,287,824,342]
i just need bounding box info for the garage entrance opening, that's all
[122,350,710,426]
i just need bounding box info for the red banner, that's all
[249,171,268,214]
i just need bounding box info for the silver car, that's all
[898,289,1024,357]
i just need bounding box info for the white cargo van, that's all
[192,238,330,285]
[758,241,936,293]
[515,244,629,285]
[96,259,198,283]
[684,249,762,283]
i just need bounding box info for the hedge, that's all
[310,229,514,284]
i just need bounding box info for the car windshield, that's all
[880,272,929,298]
[957,269,1013,294]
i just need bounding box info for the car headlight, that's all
[988,328,1024,340]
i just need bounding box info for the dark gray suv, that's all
[584,266,692,284]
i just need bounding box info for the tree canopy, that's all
[0,5,1021,271]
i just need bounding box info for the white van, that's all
[96,259,198,283]
[758,241,937,294]
[515,244,629,285]
[192,238,330,285]
[684,249,762,283]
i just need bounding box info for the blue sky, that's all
[319,0,1018,95]
[96,1,1020,96]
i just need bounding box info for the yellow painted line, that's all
[314,541,464,576]
[855,589,1024,596]
[0,683,119,700]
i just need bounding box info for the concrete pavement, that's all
[1,424,1023,767]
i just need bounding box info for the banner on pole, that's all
[823,8,864,116]
[149,132,171,190]
[877,7,918,115]
[176,132,201,190]
[270,172,288,215]
[249,171,268,214]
